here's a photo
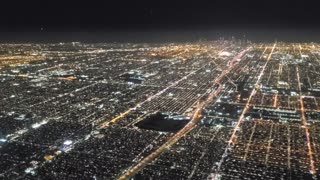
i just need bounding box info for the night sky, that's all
[1,1,320,42]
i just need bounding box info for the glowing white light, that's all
[63,140,73,145]
[219,51,232,57]
[0,138,7,142]
[32,123,41,129]
[25,167,35,175]
[85,134,91,140]
[32,120,48,129]
[98,104,104,109]
[17,129,28,135]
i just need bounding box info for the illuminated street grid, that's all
[0,41,320,180]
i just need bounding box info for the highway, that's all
[213,43,276,178]
[2,41,320,179]
[118,85,222,180]
[296,51,316,175]
[117,48,250,180]
[98,63,210,128]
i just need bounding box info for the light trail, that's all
[296,63,316,175]
[213,43,276,178]
[100,46,231,128]
[265,124,274,164]
[10,53,215,178]
[273,94,278,107]
[214,48,251,83]
[30,82,99,107]
[314,97,319,111]
[99,62,215,128]
[287,125,291,169]
[243,122,257,161]
[117,48,250,180]
[99,109,132,128]
[299,44,303,58]
[131,133,163,163]
[118,86,222,180]
[125,112,152,128]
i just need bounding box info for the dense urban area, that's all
[0,40,320,180]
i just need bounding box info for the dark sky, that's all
[1,1,320,30]
[0,0,320,42]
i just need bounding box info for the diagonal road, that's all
[117,48,251,180]
[212,43,276,179]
